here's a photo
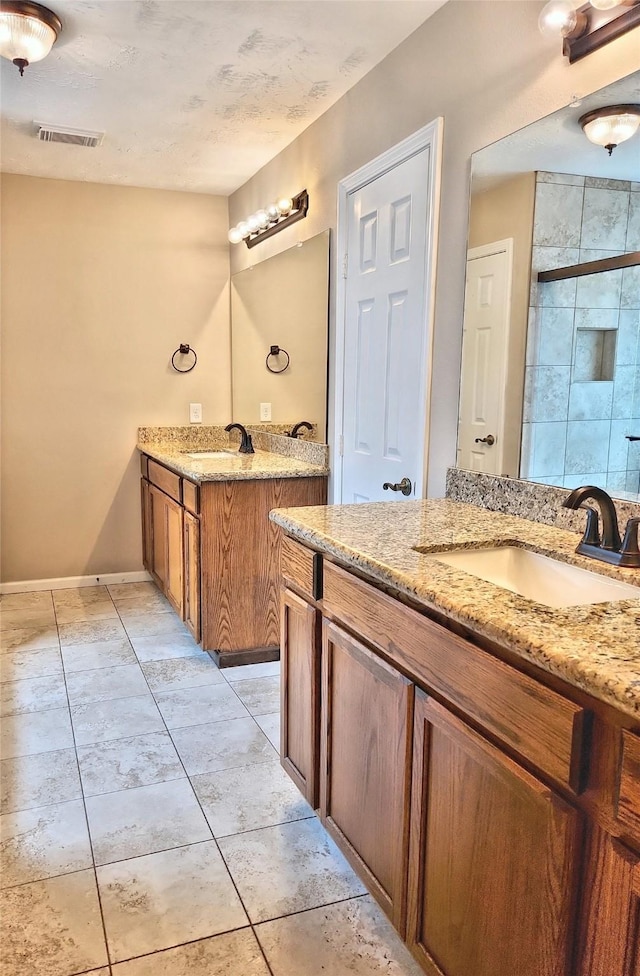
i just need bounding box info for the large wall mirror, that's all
[457,70,639,501]
[230,230,330,440]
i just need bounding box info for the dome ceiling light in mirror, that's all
[471,71,640,194]
[0,0,447,195]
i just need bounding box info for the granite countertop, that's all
[270,499,640,720]
[138,442,329,483]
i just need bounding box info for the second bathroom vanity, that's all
[138,425,328,665]
[272,497,640,976]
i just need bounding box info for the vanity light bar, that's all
[228,190,309,249]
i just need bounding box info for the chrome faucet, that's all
[225,423,254,454]
[562,486,640,568]
[288,421,313,439]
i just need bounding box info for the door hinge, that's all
[342,254,348,279]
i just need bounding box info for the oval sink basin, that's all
[184,451,235,460]
[430,546,640,608]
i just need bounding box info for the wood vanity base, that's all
[279,533,640,976]
[140,453,326,661]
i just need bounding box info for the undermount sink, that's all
[184,450,235,459]
[426,545,640,609]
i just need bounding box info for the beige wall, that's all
[228,0,638,497]
[468,173,536,476]
[1,175,230,582]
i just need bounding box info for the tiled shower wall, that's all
[521,172,640,496]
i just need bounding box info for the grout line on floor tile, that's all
[55,602,114,971]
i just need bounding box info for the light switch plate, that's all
[189,402,203,423]
[260,402,272,421]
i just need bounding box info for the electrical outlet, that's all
[189,402,202,423]
[260,402,272,421]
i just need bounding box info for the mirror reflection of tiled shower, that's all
[522,171,640,496]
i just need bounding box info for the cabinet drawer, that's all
[617,731,640,842]
[322,561,591,793]
[281,535,323,601]
[183,479,200,515]
[148,459,182,504]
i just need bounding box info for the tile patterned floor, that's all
[0,582,422,976]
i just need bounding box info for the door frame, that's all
[459,238,514,477]
[332,119,443,504]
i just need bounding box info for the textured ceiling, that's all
[473,71,640,192]
[0,0,446,194]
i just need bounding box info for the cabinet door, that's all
[164,493,184,616]
[150,484,168,589]
[577,824,640,976]
[280,588,320,807]
[149,485,183,615]
[408,691,583,976]
[320,620,413,935]
[183,511,201,642]
[140,478,154,572]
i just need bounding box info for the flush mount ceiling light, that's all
[228,190,309,249]
[538,0,640,61]
[579,104,640,155]
[0,1,61,76]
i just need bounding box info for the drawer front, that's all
[183,479,200,516]
[322,561,590,793]
[617,731,640,842]
[140,454,149,479]
[148,459,182,504]
[281,535,323,601]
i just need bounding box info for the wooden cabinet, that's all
[140,477,153,572]
[183,511,200,642]
[407,690,582,976]
[140,454,327,663]
[149,484,183,615]
[578,824,640,976]
[279,535,640,976]
[280,588,321,807]
[320,619,414,934]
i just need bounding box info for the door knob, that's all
[382,477,412,496]
[474,434,495,446]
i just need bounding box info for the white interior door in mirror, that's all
[340,148,432,504]
[457,240,513,475]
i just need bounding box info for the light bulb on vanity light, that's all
[255,209,269,229]
[247,213,262,234]
[266,203,280,222]
[538,0,578,36]
[237,220,251,240]
[228,226,243,244]
[277,197,293,215]
[589,0,620,8]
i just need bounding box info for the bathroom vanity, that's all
[138,428,327,665]
[272,498,640,976]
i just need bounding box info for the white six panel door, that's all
[341,148,431,504]
[457,242,511,475]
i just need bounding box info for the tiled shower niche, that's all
[522,172,640,496]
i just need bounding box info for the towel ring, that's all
[171,344,197,373]
[266,345,290,374]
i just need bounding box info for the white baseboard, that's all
[0,571,153,595]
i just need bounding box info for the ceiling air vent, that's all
[35,123,104,148]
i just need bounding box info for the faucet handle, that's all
[620,518,640,566]
[579,504,601,546]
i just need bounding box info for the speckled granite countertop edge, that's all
[270,500,640,720]
[138,442,329,483]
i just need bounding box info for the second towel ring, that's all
[171,344,198,373]
[266,345,290,374]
